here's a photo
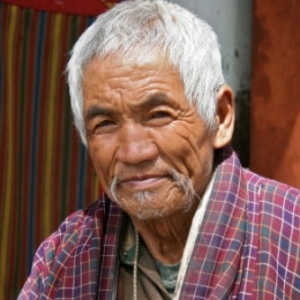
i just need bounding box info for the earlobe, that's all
[213,85,235,149]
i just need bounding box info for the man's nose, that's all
[116,123,158,165]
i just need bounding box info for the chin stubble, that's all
[109,169,200,220]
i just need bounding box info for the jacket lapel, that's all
[180,147,248,299]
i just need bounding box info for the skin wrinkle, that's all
[83,55,234,263]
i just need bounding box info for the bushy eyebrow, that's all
[142,93,174,110]
[85,106,112,121]
[84,93,175,121]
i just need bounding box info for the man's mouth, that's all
[119,174,167,190]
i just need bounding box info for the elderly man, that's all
[19,0,300,299]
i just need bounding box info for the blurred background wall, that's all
[250,1,300,189]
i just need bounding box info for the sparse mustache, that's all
[110,169,198,213]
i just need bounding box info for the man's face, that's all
[82,56,215,220]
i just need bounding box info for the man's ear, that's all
[213,85,235,149]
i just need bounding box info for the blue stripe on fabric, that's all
[27,11,46,271]
[87,16,95,26]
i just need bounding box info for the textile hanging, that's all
[1,0,120,16]
[0,1,125,298]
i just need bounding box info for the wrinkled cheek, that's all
[178,138,213,193]
[157,135,192,168]
[166,140,201,176]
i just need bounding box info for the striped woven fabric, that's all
[2,0,121,16]
[0,3,123,298]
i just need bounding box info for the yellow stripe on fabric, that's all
[44,13,63,238]
[0,5,18,299]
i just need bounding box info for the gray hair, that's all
[67,0,225,145]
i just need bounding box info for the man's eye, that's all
[148,111,173,127]
[97,120,114,127]
[91,119,116,135]
[151,111,171,118]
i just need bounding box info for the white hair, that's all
[67,0,225,145]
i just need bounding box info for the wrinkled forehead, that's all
[82,52,184,93]
[82,52,182,87]
[82,47,177,76]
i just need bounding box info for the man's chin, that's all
[135,209,165,221]
[110,189,170,219]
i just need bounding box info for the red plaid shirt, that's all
[19,146,300,299]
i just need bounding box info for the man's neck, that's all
[130,199,200,265]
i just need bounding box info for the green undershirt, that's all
[156,260,181,298]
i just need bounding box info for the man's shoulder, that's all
[58,195,109,232]
[243,168,300,215]
[217,147,300,204]
[40,194,123,252]
[244,168,300,197]
[19,195,124,297]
